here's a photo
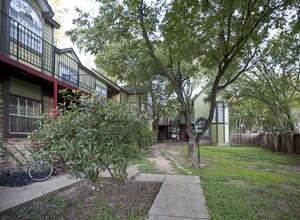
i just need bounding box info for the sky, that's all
[55,0,99,69]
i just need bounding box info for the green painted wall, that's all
[218,125,224,143]
[120,91,128,104]
[9,77,41,101]
[30,0,54,43]
[96,79,107,90]
[128,94,138,104]
[211,125,217,143]
[31,0,41,16]
[193,92,210,120]
[44,23,53,43]
[193,91,229,145]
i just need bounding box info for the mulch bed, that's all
[0,171,34,187]
[0,178,162,219]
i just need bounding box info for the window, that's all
[212,108,216,123]
[96,84,107,103]
[96,84,107,99]
[9,96,41,134]
[212,101,228,124]
[224,105,229,124]
[9,0,42,52]
[59,63,79,87]
[217,102,224,123]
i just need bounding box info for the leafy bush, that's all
[29,90,156,181]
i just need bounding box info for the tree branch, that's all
[218,49,258,90]
[138,0,168,77]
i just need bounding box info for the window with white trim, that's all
[59,63,79,87]
[9,96,41,134]
[9,0,42,52]
[217,102,224,123]
[212,101,228,124]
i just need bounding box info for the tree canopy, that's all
[223,28,300,134]
[66,0,298,154]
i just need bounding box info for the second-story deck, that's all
[0,10,114,94]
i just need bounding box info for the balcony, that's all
[0,10,95,92]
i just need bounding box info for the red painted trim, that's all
[0,54,54,82]
[0,54,90,94]
[53,78,58,120]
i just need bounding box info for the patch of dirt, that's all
[1,178,162,220]
[147,142,185,174]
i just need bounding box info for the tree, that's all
[94,39,185,139]
[29,90,156,181]
[148,76,180,133]
[66,0,297,156]
[223,27,300,147]
[227,64,300,131]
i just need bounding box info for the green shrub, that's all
[29,90,156,181]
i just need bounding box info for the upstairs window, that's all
[9,0,42,52]
[59,63,79,87]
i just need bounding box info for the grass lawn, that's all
[180,146,300,220]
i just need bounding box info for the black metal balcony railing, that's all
[0,11,95,92]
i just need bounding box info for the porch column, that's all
[53,78,58,119]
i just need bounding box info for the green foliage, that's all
[29,90,156,181]
[222,34,300,133]
[66,0,298,144]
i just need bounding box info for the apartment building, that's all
[0,0,148,171]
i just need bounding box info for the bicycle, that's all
[27,159,55,182]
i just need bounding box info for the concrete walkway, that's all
[0,175,80,213]
[147,175,209,220]
[0,173,210,220]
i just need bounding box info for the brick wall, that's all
[43,95,54,115]
[0,139,33,172]
[0,95,54,172]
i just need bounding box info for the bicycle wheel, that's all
[28,160,53,181]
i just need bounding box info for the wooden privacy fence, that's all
[229,133,261,147]
[230,132,300,154]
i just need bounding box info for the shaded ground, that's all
[1,178,161,220]
[147,142,184,174]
